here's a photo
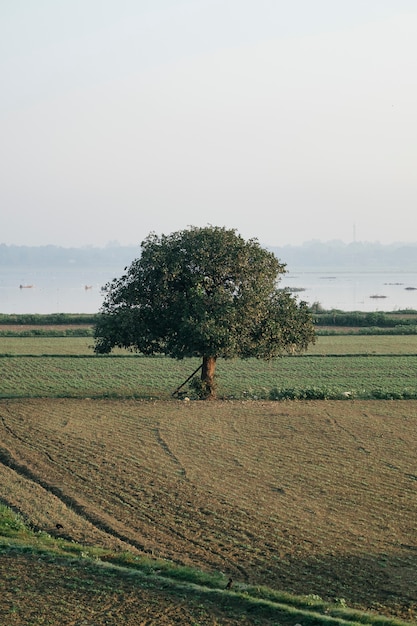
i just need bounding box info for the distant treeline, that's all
[3,311,416,327]
[0,314,96,337]
[2,240,417,270]
[314,310,417,335]
[1,311,417,337]
[271,240,417,270]
[0,243,140,269]
[314,310,417,326]
[0,313,97,325]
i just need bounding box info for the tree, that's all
[94,226,315,398]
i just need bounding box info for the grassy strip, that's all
[2,334,417,356]
[0,504,408,626]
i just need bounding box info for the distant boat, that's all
[369,294,387,299]
[84,285,93,290]
[405,286,417,291]
[19,284,34,289]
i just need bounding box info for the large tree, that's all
[94,226,315,397]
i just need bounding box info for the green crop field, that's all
[2,333,417,356]
[1,330,417,624]
[1,351,417,400]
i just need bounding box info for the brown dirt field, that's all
[0,551,269,625]
[1,399,417,621]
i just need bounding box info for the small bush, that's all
[302,387,332,400]
[368,388,415,400]
[269,387,356,400]
[188,376,217,400]
[269,387,299,400]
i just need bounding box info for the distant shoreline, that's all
[1,241,417,272]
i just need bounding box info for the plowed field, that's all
[1,398,417,621]
[0,551,272,625]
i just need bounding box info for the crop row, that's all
[1,354,417,400]
[2,334,417,356]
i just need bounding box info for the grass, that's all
[2,334,417,355]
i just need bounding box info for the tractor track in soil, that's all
[0,405,250,581]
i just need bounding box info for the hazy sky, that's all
[1,1,417,248]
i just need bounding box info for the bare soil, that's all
[1,399,417,622]
[0,551,270,625]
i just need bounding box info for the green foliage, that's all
[188,376,215,400]
[0,327,94,338]
[94,226,315,361]
[0,313,98,326]
[368,388,413,400]
[317,326,417,336]
[269,386,340,400]
[314,310,417,328]
[0,504,28,537]
[272,388,336,400]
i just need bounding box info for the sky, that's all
[1,0,417,249]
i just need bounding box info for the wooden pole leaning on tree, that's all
[171,364,203,398]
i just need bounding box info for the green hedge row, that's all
[316,325,417,336]
[268,387,417,401]
[1,312,417,338]
[0,313,98,325]
[0,328,94,337]
[313,310,417,327]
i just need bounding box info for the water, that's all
[1,267,417,314]
[281,270,417,312]
[0,268,113,314]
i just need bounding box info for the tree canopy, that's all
[94,226,315,397]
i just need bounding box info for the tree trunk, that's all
[201,355,217,399]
